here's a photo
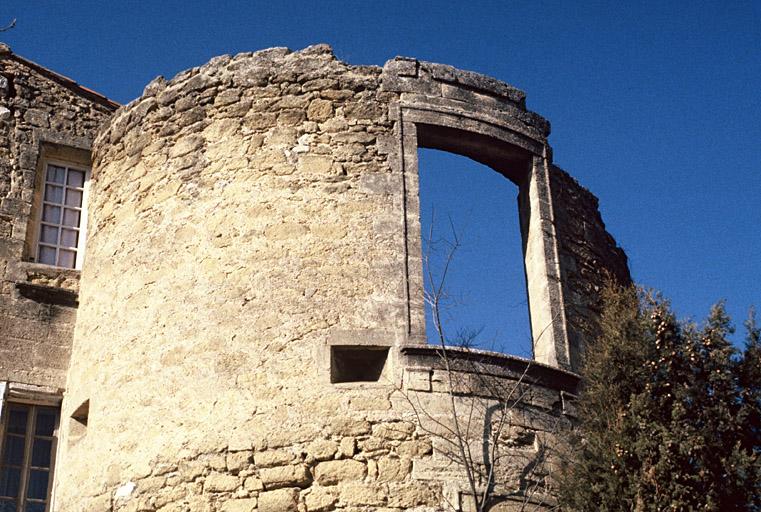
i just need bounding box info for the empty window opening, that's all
[330,346,390,383]
[0,403,59,512]
[418,148,532,357]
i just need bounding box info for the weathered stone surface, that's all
[226,450,253,472]
[243,476,263,492]
[0,47,115,391]
[306,439,338,461]
[259,464,311,489]
[314,460,367,485]
[219,498,257,512]
[12,43,630,511]
[306,99,333,122]
[258,488,299,512]
[377,455,411,482]
[329,418,371,437]
[204,472,239,492]
[304,486,337,512]
[254,449,295,468]
[339,437,356,458]
[339,482,386,506]
[373,421,416,441]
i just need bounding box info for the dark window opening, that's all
[0,403,59,512]
[418,147,532,357]
[330,346,389,383]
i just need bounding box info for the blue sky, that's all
[3,1,759,353]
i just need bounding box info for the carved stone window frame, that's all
[26,143,92,271]
[384,58,572,370]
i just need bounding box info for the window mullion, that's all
[18,406,35,512]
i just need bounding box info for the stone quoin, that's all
[0,43,629,511]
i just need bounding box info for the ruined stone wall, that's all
[0,45,115,390]
[550,166,631,371]
[54,45,626,511]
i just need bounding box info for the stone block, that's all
[372,421,415,441]
[387,481,439,508]
[297,154,334,175]
[397,439,432,458]
[377,455,411,482]
[258,488,299,512]
[227,450,253,472]
[329,418,370,437]
[307,439,338,461]
[338,482,385,506]
[259,464,311,490]
[243,477,263,492]
[254,449,295,468]
[314,459,366,485]
[307,99,333,122]
[405,368,432,391]
[219,498,257,512]
[335,439,355,460]
[304,486,337,512]
[204,472,239,492]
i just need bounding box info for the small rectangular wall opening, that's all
[68,399,88,445]
[330,346,389,383]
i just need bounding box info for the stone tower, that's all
[46,45,628,511]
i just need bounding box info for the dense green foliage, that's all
[560,286,760,511]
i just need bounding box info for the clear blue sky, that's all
[3,1,759,354]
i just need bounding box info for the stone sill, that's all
[331,381,394,390]
[400,344,581,393]
[8,261,80,307]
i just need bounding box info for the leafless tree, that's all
[399,212,561,511]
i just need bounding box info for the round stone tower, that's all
[54,45,629,511]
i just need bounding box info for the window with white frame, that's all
[35,163,89,269]
[0,403,59,512]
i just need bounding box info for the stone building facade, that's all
[0,43,629,511]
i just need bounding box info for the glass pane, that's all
[57,250,75,269]
[31,439,51,468]
[40,225,58,245]
[2,436,24,466]
[7,409,28,435]
[26,470,48,500]
[0,500,16,512]
[46,165,65,184]
[62,209,80,228]
[25,502,46,512]
[66,169,85,188]
[60,229,78,248]
[42,205,61,224]
[64,189,82,208]
[44,185,63,204]
[34,409,57,437]
[0,467,20,498]
[38,246,56,266]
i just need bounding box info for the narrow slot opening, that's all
[68,399,89,444]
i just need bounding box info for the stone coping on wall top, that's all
[400,344,581,393]
[384,57,526,106]
[382,57,551,141]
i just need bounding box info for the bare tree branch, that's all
[400,215,565,511]
[0,18,16,32]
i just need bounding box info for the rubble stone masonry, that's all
[0,43,629,511]
[0,44,116,390]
